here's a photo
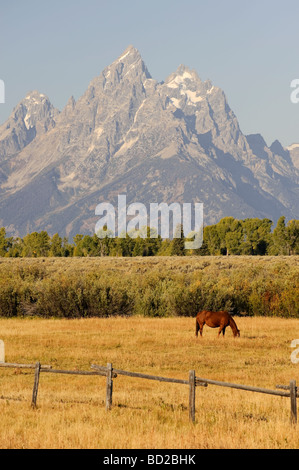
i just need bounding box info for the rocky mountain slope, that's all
[0,45,298,238]
[287,143,299,169]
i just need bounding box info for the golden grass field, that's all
[1,314,299,449]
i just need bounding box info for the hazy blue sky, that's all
[1,0,299,146]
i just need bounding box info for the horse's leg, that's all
[217,325,224,338]
[222,327,226,336]
[195,319,199,337]
[199,322,204,337]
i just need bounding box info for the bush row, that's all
[0,258,297,318]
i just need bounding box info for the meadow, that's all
[0,315,299,449]
[0,256,298,449]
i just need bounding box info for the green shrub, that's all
[0,257,297,318]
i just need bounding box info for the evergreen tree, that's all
[22,231,50,257]
[0,227,9,256]
[156,239,173,256]
[269,216,288,255]
[61,237,73,257]
[7,237,23,257]
[286,219,299,255]
[170,224,185,256]
[225,230,242,255]
[73,234,84,256]
[216,217,237,255]
[241,218,272,255]
[204,225,221,255]
[49,233,63,257]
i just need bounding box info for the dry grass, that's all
[0,315,299,449]
[1,254,297,275]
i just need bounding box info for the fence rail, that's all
[0,362,52,370]
[91,364,191,385]
[0,361,297,425]
[195,376,291,397]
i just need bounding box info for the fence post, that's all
[189,370,196,423]
[290,380,297,425]
[106,363,113,411]
[31,362,41,408]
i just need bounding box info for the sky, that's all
[0,0,299,147]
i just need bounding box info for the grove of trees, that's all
[0,216,298,257]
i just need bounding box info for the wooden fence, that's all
[0,361,297,425]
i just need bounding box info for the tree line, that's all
[0,216,298,257]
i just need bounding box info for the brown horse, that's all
[195,310,240,338]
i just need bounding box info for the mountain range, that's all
[0,45,298,239]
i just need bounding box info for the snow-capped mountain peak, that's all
[0,45,297,237]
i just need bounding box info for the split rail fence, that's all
[0,360,298,425]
